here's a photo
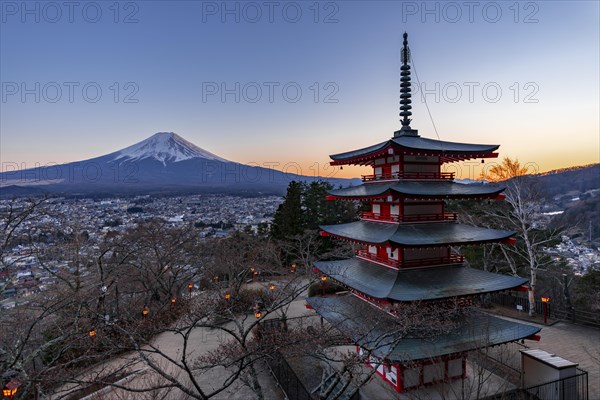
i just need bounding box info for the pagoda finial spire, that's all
[395,32,418,137]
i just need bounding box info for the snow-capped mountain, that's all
[1,132,357,196]
[113,132,228,165]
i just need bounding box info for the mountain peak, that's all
[114,132,228,165]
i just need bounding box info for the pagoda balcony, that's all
[361,171,455,182]
[402,254,465,268]
[401,212,458,223]
[359,212,401,223]
[355,250,401,268]
[360,212,458,223]
[356,249,464,268]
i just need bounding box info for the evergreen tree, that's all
[303,181,327,230]
[270,181,304,239]
[303,181,357,229]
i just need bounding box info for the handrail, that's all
[356,250,464,268]
[355,250,400,267]
[402,255,464,268]
[360,212,458,223]
[359,212,401,223]
[361,171,455,182]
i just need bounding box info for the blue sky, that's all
[1,0,598,179]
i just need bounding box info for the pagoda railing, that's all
[356,250,400,267]
[360,212,458,223]
[356,250,464,268]
[359,212,401,223]
[361,171,455,182]
[402,254,464,268]
[402,212,458,223]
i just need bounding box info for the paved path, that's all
[530,320,600,399]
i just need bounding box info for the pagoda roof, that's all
[328,181,504,200]
[313,259,527,301]
[330,135,499,165]
[306,295,541,363]
[320,221,515,247]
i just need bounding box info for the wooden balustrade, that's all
[361,171,455,182]
[360,212,458,223]
[356,249,464,268]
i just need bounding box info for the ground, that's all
[52,283,600,400]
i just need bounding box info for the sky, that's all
[1,0,599,180]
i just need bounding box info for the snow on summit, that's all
[114,132,228,165]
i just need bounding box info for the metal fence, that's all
[551,308,600,328]
[485,368,589,400]
[488,293,600,328]
[489,292,546,315]
[522,368,589,400]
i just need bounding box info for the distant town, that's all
[0,194,283,309]
[2,190,599,310]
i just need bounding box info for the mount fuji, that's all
[113,132,229,165]
[1,132,357,197]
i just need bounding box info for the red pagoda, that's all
[307,33,540,393]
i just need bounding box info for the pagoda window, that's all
[376,361,385,376]
[386,365,398,386]
[391,164,400,174]
[448,357,463,378]
[374,158,386,165]
[387,156,400,163]
[369,355,379,369]
[388,247,399,260]
[424,362,444,384]
[403,366,420,388]
[404,162,439,174]
[404,247,449,261]
[390,204,400,216]
[372,203,381,214]
[368,245,377,255]
[404,203,443,216]
[374,166,383,177]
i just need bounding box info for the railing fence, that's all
[488,292,600,328]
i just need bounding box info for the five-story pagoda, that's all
[307,33,540,393]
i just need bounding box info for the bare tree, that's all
[0,197,48,269]
[480,158,562,316]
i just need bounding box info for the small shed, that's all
[521,349,579,400]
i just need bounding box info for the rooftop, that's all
[313,259,528,301]
[328,180,504,200]
[320,221,515,247]
[307,295,541,363]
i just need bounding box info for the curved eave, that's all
[330,141,390,166]
[306,295,541,363]
[327,182,505,200]
[392,136,499,155]
[314,259,528,301]
[320,221,515,247]
[329,136,500,166]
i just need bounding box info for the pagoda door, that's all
[379,203,391,219]
[382,164,392,179]
[377,246,388,260]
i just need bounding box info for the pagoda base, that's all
[358,345,466,393]
[306,295,540,394]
